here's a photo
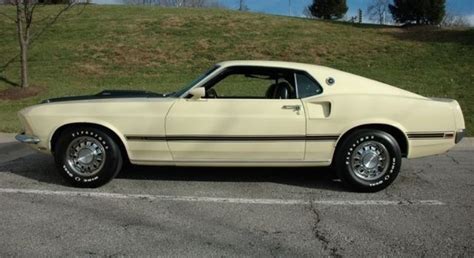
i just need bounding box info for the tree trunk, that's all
[19,40,28,88]
[16,3,29,88]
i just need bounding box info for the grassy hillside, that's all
[0,6,473,134]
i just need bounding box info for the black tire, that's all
[54,126,123,188]
[335,129,401,192]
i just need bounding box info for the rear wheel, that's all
[54,126,123,188]
[335,129,401,192]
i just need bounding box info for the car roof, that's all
[216,60,336,73]
[215,60,424,99]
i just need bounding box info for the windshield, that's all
[172,65,220,97]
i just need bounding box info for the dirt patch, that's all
[77,43,169,69]
[75,62,106,76]
[196,39,210,50]
[161,16,186,29]
[0,86,44,100]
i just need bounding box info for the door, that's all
[165,66,306,161]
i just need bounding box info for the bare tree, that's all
[171,0,206,7]
[0,0,82,88]
[288,0,291,16]
[303,6,313,18]
[124,0,219,7]
[367,0,389,25]
[238,0,248,11]
[441,12,470,28]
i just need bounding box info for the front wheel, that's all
[335,129,401,192]
[54,126,123,188]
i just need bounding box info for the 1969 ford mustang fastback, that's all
[16,60,465,191]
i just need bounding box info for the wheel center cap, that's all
[77,148,94,164]
[362,151,379,169]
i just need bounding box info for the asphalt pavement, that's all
[0,133,472,256]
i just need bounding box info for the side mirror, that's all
[189,87,206,99]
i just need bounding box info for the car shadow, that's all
[118,164,345,191]
[0,143,345,192]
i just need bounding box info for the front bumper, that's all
[15,133,40,144]
[455,129,465,144]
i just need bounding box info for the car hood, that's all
[42,90,167,104]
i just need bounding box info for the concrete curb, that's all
[0,133,16,144]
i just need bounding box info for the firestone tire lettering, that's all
[54,126,123,188]
[335,129,402,192]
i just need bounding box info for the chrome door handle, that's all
[282,105,301,111]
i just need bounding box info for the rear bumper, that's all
[455,129,465,144]
[15,133,40,144]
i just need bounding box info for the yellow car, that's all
[16,61,465,191]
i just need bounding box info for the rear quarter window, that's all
[296,73,323,98]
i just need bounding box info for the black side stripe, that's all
[306,135,340,141]
[126,136,167,141]
[126,135,340,142]
[407,132,454,139]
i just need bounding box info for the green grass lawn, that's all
[0,5,473,134]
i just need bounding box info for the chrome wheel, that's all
[350,141,389,180]
[66,136,106,177]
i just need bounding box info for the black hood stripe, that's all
[42,90,165,103]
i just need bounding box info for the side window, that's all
[296,73,323,98]
[211,74,270,98]
[203,66,297,99]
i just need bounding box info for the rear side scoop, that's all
[306,101,332,119]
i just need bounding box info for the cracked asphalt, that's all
[0,133,473,256]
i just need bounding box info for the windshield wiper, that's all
[164,92,176,97]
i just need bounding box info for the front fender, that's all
[47,119,130,155]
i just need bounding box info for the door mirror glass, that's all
[189,87,206,99]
